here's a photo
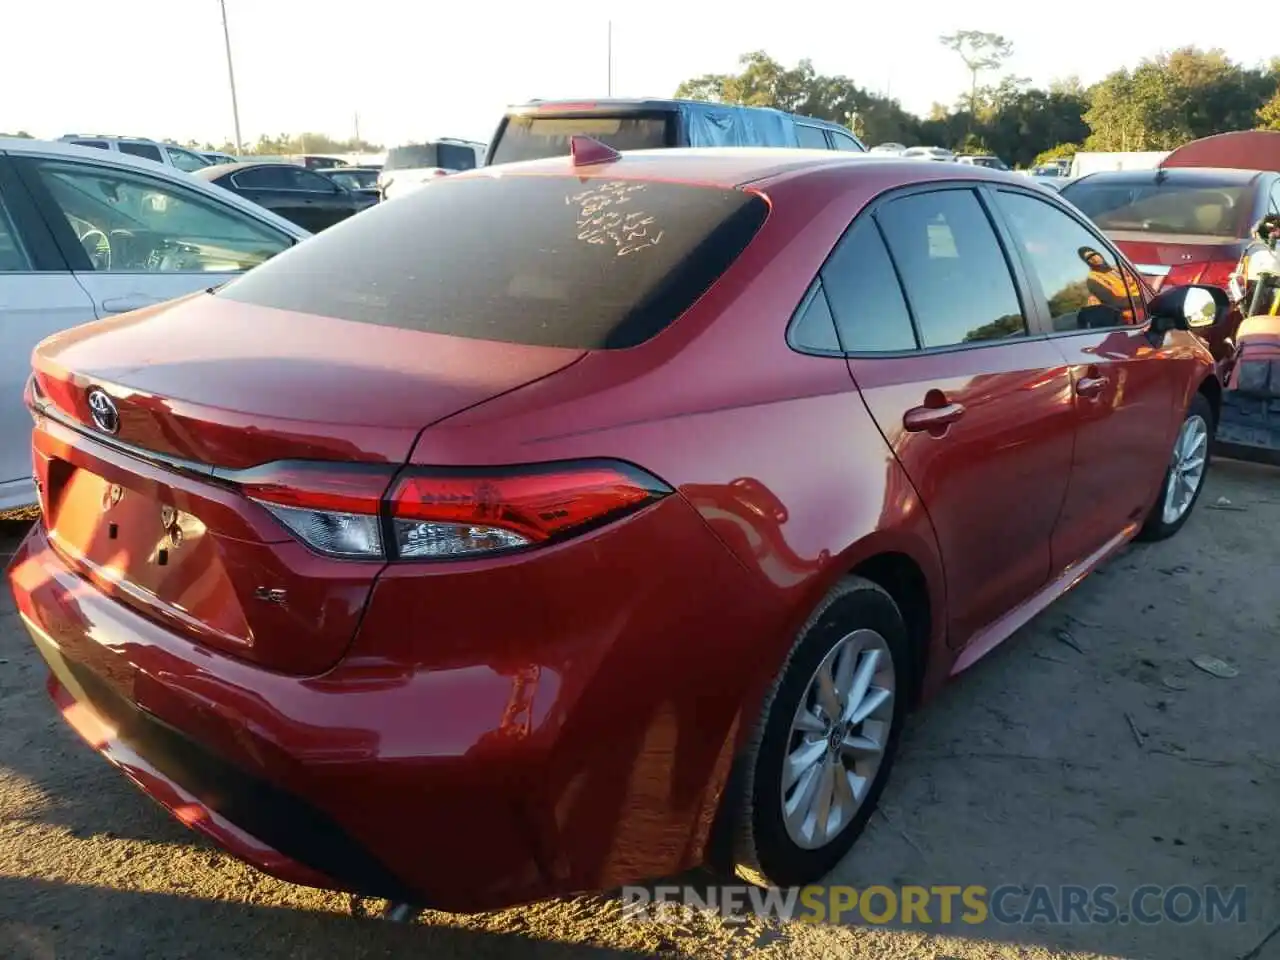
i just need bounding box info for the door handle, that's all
[102,296,163,314]
[1075,371,1109,398]
[903,399,967,433]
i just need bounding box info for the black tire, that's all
[731,576,911,888]
[1137,392,1214,542]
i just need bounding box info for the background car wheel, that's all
[731,576,911,888]
[1137,392,1214,542]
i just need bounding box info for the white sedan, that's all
[0,138,310,513]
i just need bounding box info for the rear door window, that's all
[219,176,768,349]
[795,124,830,150]
[876,189,1027,347]
[830,130,864,152]
[490,114,673,165]
[232,166,294,189]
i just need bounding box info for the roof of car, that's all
[1071,167,1266,188]
[508,97,855,131]
[191,161,283,180]
[453,146,1030,190]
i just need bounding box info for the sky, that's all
[4,1,1278,150]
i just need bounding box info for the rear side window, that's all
[490,114,673,165]
[72,140,108,149]
[876,189,1026,347]
[0,195,31,271]
[820,220,916,352]
[219,176,768,349]
[117,142,164,163]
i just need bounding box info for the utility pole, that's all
[607,21,613,96]
[354,111,361,145]
[219,0,243,153]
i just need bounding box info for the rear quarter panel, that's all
[405,163,952,703]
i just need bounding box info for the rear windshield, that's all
[385,145,438,170]
[490,114,674,165]
[1061,180,1251,238]
[218,175,768,349]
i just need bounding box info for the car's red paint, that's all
[1161,130,1280,174]
[8,150,1221,912]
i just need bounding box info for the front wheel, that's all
[1137,392,1213,542]
[730,577,910,888]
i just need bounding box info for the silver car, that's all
[0,138,309,512]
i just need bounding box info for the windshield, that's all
[219,175,768,349]
[1061,180,1251,238]
[490,114,673,165]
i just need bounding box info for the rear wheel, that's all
[1137,392,1213,542]
[731,577,910,887]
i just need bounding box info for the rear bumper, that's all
[8,494,785,910]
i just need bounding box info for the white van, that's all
[58,134,212,173]
[377,139,486,200]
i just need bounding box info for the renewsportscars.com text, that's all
[620,884,1247,926]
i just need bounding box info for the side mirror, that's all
[1148,283,1229,333]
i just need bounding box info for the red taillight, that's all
[237,462,396,560]
[239,462,396,515]
[390,461,670,559]
[233,459,670,561]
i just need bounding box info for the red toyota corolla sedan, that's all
[8,144,1227,913]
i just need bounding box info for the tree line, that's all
[195,132,383,156]
[674,38,1280,169]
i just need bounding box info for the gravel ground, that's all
[1,458,1277,960]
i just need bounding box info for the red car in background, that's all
[9,144,1227,914]
[1061,166,1280,359]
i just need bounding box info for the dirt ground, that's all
[1,458,1277,960]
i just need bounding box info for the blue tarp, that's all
[678,102,798,148]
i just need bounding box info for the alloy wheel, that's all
[781,629,895,850]
[1161,414,1209,525]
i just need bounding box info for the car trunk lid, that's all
[28,292,585,674]
[1106,231,1245,290]
[32,291,585,468]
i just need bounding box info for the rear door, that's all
[829,185,1077,648]
[12,153,294,317]
[989,186,1179,572]
[0,155,94,507]
[225,165,306,225]
[284,167,357,230]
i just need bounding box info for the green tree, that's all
[939,31,1013,128]
[674,52,922,147]
[1034,143,1081,166]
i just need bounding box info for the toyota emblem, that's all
[86,387,120,435]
